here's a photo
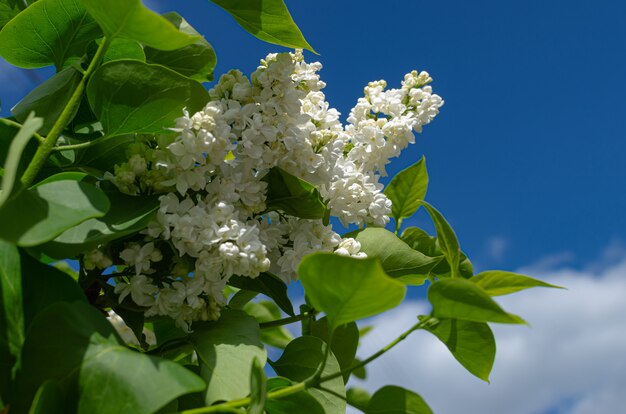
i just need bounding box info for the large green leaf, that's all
[0,0,22,31]
[0,240,23,404]
[299,253,406,331]
[74,135,135,172]
[265,377,324,414]
[385,156,428,229]
[470,270,564,296]
[12,67,82,135]
[401,227,473,279]
[144,12,217,82]
[310,317,358,383]
[418,201,462,279]
[102,38,145,63]
[272,336,345,414]
[0,113,43,208]
[0,0,101,69]
[37,192,158,258]
[18,301,205,414]
[244,301,293,349]
[80,0,199,50]
[0,178,110,246]
[350,227,443,285]
[208,0,315,52]
[263,167,326,220]
[28,380,65,414]
[87,60,209,136]
[428,278,526,324]
[422,317,495,381]
[189,309,267,405]
[229,272,294,316]
[365,385,432,414]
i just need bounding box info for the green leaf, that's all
[102,38,145,63]
[80,0,199,50]
[346,387,371,412]
[74,134,135,172]
[0,113,43,208]
[428,278,526,324]
[0,239,23,404]
[272,336,345,413]
[144,12,217,82]
[470,270,564,296]
[244,301,293,349]
[299,253,406,331]
[229,272,294,316]
[12,67,82,135]
[418,201,462,279]
[36,192,158,258]
[422,317,495,381]
[208,0,315,52]
[18,301,205,414]
[365,385,433,414]
[248,358,266,414]
[0,0,101,69]
[28,380,64,414]
[189,309,267,405]
[350,227,443,285]
[263,167,326,220]
[385,156,428,228]
[0,179,110,246]
[230,289,259,310]
[87,60,209,136]
[401,227,474,279]
[265,377,324,414]
[0,1,22,31]
[310,317,358,383]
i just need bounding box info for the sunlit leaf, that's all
[470,270,564,296]
[385,156,428,228]
[418,201,462,279]
[365,385,432,414]
[263,167,326,220]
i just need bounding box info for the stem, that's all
[259,310,315,329]
[320,317,433,383]
[51,134,109,152]
[20,38,109,187]
[0,118,45,143]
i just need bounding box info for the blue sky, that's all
[2,2,626,413]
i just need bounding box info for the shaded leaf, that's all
[189,309,267,405]
[346,387,371,412]
[422,317,495,381]
[272,336,345,413]
[0,0,101,69]
[0,179,110,246]
[28,380,65,414]
[310,317,358,382]
[0,0,22,31]
[470,270,564,296]
[385,156,428,227]
[208,0,315,52]
[299,253,406,330]
[81,0,198,50]
[350,227,443,284]
[244,301,293,349]
[263,167,326,220]
[87,60,209,136]
[265,377,324,414]
[248,358,266,414]
[145,12,217,82]
[18,301,205,414]
[365,385,432,414]
[102,38,145,63]
[12,67,82,135]
[428,278,526,324]
[229,272,294,316]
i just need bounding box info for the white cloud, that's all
[351,254,626,414]
[485,235,509,261]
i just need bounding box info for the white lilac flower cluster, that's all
[101,51,443,331]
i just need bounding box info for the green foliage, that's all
[208,0,315,52]
[428,278,526,324]
[419,201,463,279]
[365,385,433,414]
[470,270,564,296]
[87,60,208,136]
[299,253,406,331]
[263,167,327,220]
[0,0,101,69]
[80,0,199,50]
[310,317,359,382]
[0,240,22,401]
[102,38,145,63]
[244,301,293,348]
[28,380,64,414]
[229,272,294,316]
[189,310,267,405]
[350,227,443,284]
[248,358,267,414]
[422,317,495,381]
[265,377,325,414]
[385,156,428,230]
